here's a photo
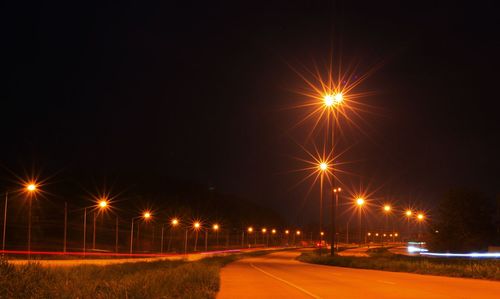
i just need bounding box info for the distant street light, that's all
[129,211,152,254]
[193,221,201,251]
[164,217,180,253]
[213,224,220,247]
[83,198,109,254]
[25,182,38,259]
[405,210,413,239]
[355,198,365,246]
[331,187,341,255]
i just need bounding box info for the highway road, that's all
[218,249,500,299]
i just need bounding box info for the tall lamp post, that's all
[2,191,9,254]
[318,162,329,255]
[355,198,365,246]
[405,210,413,240]
[331,187,341,255]
[193,221,201,251]
[26,183,38,259]
[416,213,425,240]
[130,211,151,254]
[383,204,391,245]
[213,224,220,248]
[162,218,179,253]
[83,198,109,255]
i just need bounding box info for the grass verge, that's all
[297,249,500,280]
[0,249,277,298]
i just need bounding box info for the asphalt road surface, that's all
[218,250,500,299]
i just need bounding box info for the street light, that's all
[193,221,201,251]
[383,205,391,212]
[417,213,424,221]
[164,217,180,253]
[355,198,365,246]
[129,211,152,254]
[323,93,343,107]
[331,187,341,255]
[82,198,109,254]
[213,224,220,247]
[317,161,329,255]
[405,210,413,240]
[25,183,38,258]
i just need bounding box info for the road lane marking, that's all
[377,280,396,285]
[250,263,322,299]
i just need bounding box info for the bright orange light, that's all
[405,210,412,217]
[296,230,301,235]
[98,200,108,208]
[356,198,365,206]
[383,205,391,212]
[367,232,371,236]
[193,222,201,229]
[285,230,289,234]
[143,212,151,219]
[383,234,387,237]
[417,213,425,221]
[324,94,334,107]
[375,233,379,236]
[247,227,253,233]
[334,93,343,104]
[319,162,328,171]
[320,231,324,236]
[272,229,276,234]
[323,93,343,108]
[394,233,398,237]
[213,224,219,231]
[262,228,267,233]
[171,218,179,226]
[26,184,37,192]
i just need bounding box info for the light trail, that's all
[0,248,248,258]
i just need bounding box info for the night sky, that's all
[3,2,499,224]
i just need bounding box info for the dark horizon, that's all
[3,2,499,225]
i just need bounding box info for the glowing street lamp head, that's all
[383,205,391,212]
[323,93,343,107]
[247,227,253,233]
[356,198,365,206]
[262,228,267,233]
[143,212,151,219]
[320,231,324,236]
[193,221,201,229]
[171,218,179,226]
[417,213,425,221]
[324,94,334,107]
[405,210,412,217]
[26,183,37,192]
[334,93,343,104]
[319,162,328,171]
[98,200,108,209]
[213,224,219,231]
[285,230,289,234]
[394,233,399,237]
[272,229,276,234]
[296,230,301,235]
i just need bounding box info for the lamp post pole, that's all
[2,191,8,253]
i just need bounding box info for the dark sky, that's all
[2,1,499,224]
